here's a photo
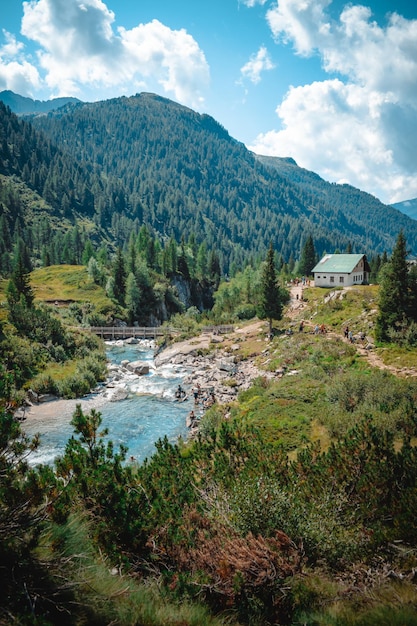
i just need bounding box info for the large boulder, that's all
[126,360,150,375]
[108,387,129,402]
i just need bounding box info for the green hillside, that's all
[2,282,417,625]
[30,265,109,304]
[2,92,417,287]
[27,92,417,265]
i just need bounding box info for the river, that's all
[23,340,192,466]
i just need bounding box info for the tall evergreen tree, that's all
[196,242,208,280]
[82,239,95,265]
[375,230,409,342]
[208,249,221,289]
[7,253,34,308]
[112,248,127,305]
[298,234,316,276]
[258,243,283,336]
[177,239,190,279]
[408,264,417,325]
[125,272,141,324]
[0,214,11,253]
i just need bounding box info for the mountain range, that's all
[0,90,81,115]
[392,198,417,221]
[1,89,417,274]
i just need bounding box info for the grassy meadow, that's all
[3,273,417,624]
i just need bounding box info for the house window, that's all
[339,276,344,283]
[330,276,334,283]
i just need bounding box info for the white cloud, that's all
[240,0,268,7]
[240,45,275,84]
[254,0,417,204]
[119,20,209,107]
[267,0,332,56]
[0,30,42,94]
[1,30,25,57]
[4,0,209,108]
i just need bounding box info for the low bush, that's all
[235,304,257,320]
[57,374,91,398]
[29,373,58,396]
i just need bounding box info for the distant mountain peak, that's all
[0,90,82,115]
[392,198,417,221]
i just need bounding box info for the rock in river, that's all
[126,360,150,375]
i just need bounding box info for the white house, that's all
[312,254,370,288]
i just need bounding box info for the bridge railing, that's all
[88,326,166,339]
[86,324,235,339]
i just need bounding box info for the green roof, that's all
[312,254,365,274]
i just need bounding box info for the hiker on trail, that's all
[299,321,304,332]
[314,324,320,335]
[344,326,349,339]
[348,330,354,343]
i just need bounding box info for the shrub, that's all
[235,303,257,320]
[57,374,91,398]
[229,476,365,567]
[155,506,302,624]
[29,373,58,396]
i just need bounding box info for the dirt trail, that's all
[286,283,417,378]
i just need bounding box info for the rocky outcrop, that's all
[154,328,278,411]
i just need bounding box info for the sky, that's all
[1,0,417,206]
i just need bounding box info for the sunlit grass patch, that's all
[30,264,114,312]
[291,572,417,626]
[376,343,417,369]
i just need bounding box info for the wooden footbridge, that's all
[87,325,234,340]
[88,326,167,339]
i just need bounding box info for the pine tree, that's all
[112,248,127,305]
[259,243,283,336]
[7,253,34,308]
[375,230,409,342]
[196,242,208,280]
[125,272,141,324]
[0,214,11,253]
[177,239,190,279]
[82,239,95,265]
[408,264,417,325]
[208,249,221,289]
[298,234,316,276]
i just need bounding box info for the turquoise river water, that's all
[23,340,191,466]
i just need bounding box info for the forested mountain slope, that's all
[0,100,130,271]
[27,92,417,266]
[2,91,417,275]
[256,154,416,254]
